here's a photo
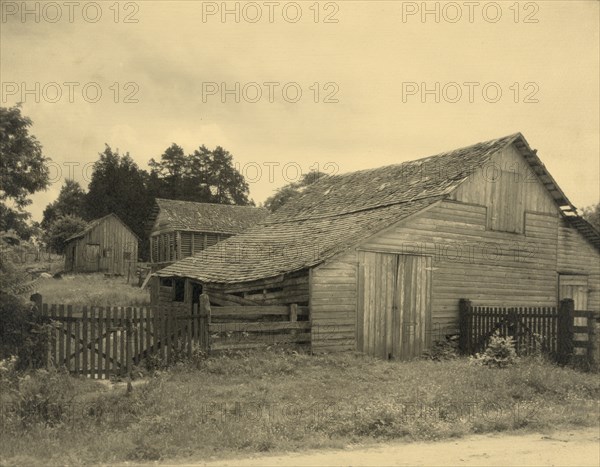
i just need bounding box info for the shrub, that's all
[472,331,518,368]
[1,365,75,430]
[0,293,51,370]
[422,336,459,361]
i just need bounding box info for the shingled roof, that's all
[155,133,581,284]
[149,199,268,235]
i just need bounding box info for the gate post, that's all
[199,294,211,353]
[557,299,574,364]
[459,299,471,354]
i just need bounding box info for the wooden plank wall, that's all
[557,219,600,312]
[71,216,138,275]
[311,251,357,352]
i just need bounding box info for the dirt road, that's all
[183,428,600,467]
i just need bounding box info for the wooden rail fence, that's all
[33,294,310,378]
[459,298,598,365]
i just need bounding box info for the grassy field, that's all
[1,350,599,465]
[34,273,151,306]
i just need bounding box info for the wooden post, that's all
[31,293,42,313]
[289,303,298,322]
[558,299,574,364]
[199,293,211,353]
[458,299,471,354]
[586,311,596,365]
[289,304,298,338]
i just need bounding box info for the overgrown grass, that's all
[1,350,598,465]
[34,273,150,306]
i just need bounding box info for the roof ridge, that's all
[156,198,265,210]
[307,133,522,181]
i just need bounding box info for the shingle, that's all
[152,199,268,234]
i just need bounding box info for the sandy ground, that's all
[150,427,600,467]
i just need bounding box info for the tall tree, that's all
[85,145,153,253]
[0,105,50,238]
[41,179,87,230]
[148,143,187,199]
[264,170,327,212]
[150,144,252,205]
[45,215,87,254]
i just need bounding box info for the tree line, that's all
[1,106,255,259]
[3,104,599,262]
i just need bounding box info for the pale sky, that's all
[1,0,598,221]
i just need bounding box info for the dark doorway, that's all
[191,282,203,307]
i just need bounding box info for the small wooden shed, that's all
[64,213,138,275]
[153,133,600,357]
[147,198,268,265]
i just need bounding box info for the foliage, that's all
[41,180,88,230]
[581,203,600,232]
[0,293,51,370]
[1,365,75,429]
[45,215,87,254]
[0,105,50,238]
[85,145,153,249]
[148,144,252,205]
[422,337,460,361]
[264,170,327,212]
[471,331,519,368]
[0,247,27,291]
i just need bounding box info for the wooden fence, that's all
[34,294,309,379]
[459,298,598,365]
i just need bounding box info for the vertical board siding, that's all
[66,215,138,275]
[356,253,431,359]
[359,202,560,340]
[450,144,558,222]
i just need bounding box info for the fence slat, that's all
[65,305,73,372]
[82,306,88,376]
[133,307,139,365]
[119,307,125,375]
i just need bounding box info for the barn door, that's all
[559,275,588,310]
[357,252,432,360]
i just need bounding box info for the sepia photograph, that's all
[0,1,599,466]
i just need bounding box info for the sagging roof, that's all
[156,133,585,284]
[148,198,268,235]
[65,213,139,242]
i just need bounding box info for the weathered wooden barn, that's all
[152,133,600,357]
[147,198,268,265]
[64,213,138,275]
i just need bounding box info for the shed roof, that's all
[156,133,586,284]
[149,199,268,235]
[65,213,139,242]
